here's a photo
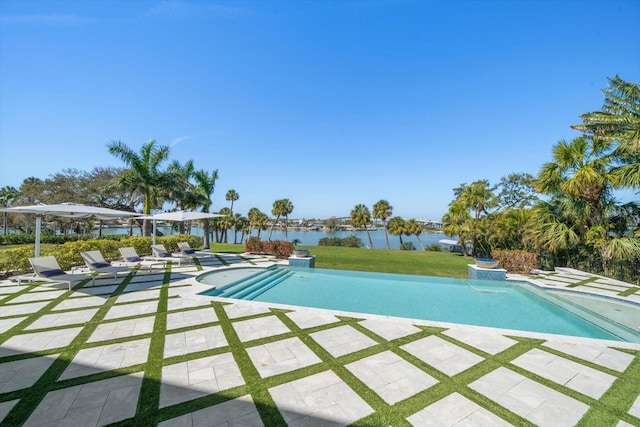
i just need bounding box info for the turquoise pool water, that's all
[199,267,637,342]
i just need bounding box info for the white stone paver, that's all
[310,325,377,357]
[543,341,635,372]
[167,296,210,311]
[233,315,290,342]
[443,329,518,355]
[286,310,340,329]
[164,325,228,358]
[629,394,640,419]
[0,399,19,424]
[52,296,108,311]
[104,300,159,320]
[407,392,512,426]
[469,367,589,426]
[247,337,321,378]
[24,372,143,427]
[166,307,217,330]
[8,290,67,304]
[358,318,422,341]
[0,327,83,357]
[224,302,273,319]
[512,348,616,399]
[88,316,156,342]
[25,307,99,330]
[59,338,151,380]
[159,353,244,407]
[0,316,26,333]
[269,370,374,426]
[80,285,119,295]
[159,395,263,427]
[0,355,57,393]
[0,301,49,317]
[346,350,438,404]
[401,335,484,376]
[115,289,161,303]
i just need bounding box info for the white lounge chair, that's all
[150,244,188,266]
[21,256,95,290]
[80,250,133,279]
[118,247,165,271]
[177,242,213,258]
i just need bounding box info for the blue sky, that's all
[1,0,638,221]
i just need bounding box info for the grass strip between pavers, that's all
[0,272,137,426]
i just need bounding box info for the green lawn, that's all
[205,243,471,278]
[0,242,472,279]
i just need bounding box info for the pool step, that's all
[243,270,295,300]
[208,266,280,297]
[224,268,293,299]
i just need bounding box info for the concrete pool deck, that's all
[0,254,639,426]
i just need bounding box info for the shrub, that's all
[492,249,538,274]
[244,238,294,259]
[426,243,443,252]
[318,235,363,248]
[400,242,416,251]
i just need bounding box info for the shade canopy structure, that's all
[135,211,226,244]
[0,203,138,256]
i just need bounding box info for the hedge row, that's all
[0,234,203,276]
[245,237,294,259]
[492,249,538,274]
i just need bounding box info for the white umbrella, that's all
[135,211,226,244]
[0,203,138,256]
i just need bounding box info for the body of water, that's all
[97,226,450,251]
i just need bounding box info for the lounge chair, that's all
[118,247,166,271]
[177,242,213,258]
[150,244,188,266]
[80,250,133,278]
[21,256,95,290]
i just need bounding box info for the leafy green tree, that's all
[373,199,393,249]
[193,168,219,248]
[167,160,197,234]
[107,140,172,236]
[226,189,239,213]
[387,216,406,247]
[442,201,471,256]
[324,217,338,231]
[496,173,539,209]
[351,204,373,248]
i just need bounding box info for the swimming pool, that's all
[198,266,640,342]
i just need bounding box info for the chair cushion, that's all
[92,262,111,268]
[40,269,65,278]
[126,256,142,262]
[158,252,171,257]
[184,249,196,254]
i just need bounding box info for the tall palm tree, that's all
[107,140,171,236]
[373,199,393,249]
[0,186,19,235]
[269,198,294,241]
[351,204,373,248]
[405,219,425,250]
[217,207,233,243]
[572,75,640,190]
[193,168,219,248]
[442,201,472,256]
[387,216,406,247]
[167,159,196,234]
[226,189,239,213]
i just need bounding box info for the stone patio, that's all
[0,254,639,426]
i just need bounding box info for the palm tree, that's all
[217,207,233,243]
[193,168,219,248]
[405,219,425,250]
[226,189,239,213]
[572,76,640,190]
[107,140,171,236]
[0,186,19,235]
[536,135,640,273]
[351,204,373,248]
[167,159,196,234]
[373,199,393,249]
[387,216,406,247]
[442,201,472,256]
[269,198,294,241]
